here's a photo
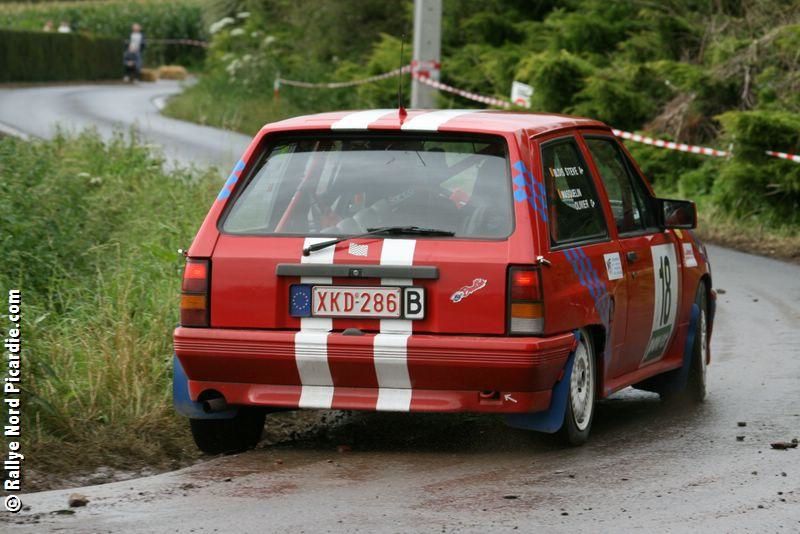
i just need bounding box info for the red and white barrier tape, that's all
[765,150,800,164]
[149,38,209,48]
[277,65,511,107]
[275,65,800,164]
[611,129,729,157]
[412,73,511,109]
[278,66,410,89]
[614,130,800,163]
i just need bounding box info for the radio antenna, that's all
[398,32,407,120]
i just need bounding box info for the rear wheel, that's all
[190,408,266,455]
[557,329,596,446]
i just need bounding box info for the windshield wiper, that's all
[302,226,455,256]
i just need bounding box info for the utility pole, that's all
[411,0,442,109]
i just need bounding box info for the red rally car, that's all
[173,109,715,453]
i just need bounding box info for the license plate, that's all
[303,286,424,319]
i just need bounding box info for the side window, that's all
[540,138,608,245]
[584,137,657,234]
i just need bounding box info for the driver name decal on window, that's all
[556,187,597,211]
[549,166,584,178]
[541,139,607,245]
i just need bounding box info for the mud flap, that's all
[173,354,238,419]
[663,303,700,394]
[504,331,580,433]
[708,290,717,344]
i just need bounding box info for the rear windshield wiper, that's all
[303,226,455,256]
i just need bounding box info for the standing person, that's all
[57,21,71,33]
[43,20,54,32]
[125,23,146,81]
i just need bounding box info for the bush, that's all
[516,49,593,113]
[707,111,800,223]
[678,163,718,197]
[625,141,705,190]
[0,28,120,82]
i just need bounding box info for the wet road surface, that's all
[0,81,250,171]
[4,245,799,532]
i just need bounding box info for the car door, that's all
[537,134,629,391]
[581,134,680,378]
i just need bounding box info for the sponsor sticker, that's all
[450,278,487,303]
[348,242,368,257]
[682,242,698,268]
[603,252,624,280]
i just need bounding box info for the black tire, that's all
[683,282,708,402]
[557,328,597,446]
[190,408,266,455]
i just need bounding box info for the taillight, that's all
[508,266,543,335]
[181,259,209,327]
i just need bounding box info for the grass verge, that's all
[0,130,219,490]
[162,78,315,136]
[695,209,800,264]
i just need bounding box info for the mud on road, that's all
[3,248,800,533]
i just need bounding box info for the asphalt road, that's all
[1,85,799,532]
[0,80,250,172]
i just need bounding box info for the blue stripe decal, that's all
[565,247,615,384]
[512,161,549,222]
[569,248,599,302]
[563,247,610,331]
[577,248,607,315]
[216,159,246,201]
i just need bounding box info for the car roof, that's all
[263,109,609,137]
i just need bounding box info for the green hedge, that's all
[0,28,121,82]
[0,0,206,67]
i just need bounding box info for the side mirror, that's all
[657,198,697,229]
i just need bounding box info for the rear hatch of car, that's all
[208,132,532,336]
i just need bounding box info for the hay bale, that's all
[157,65,188,80]
[139,68,159,82]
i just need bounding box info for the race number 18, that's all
[644,244,679,363]
[657,255,672,327]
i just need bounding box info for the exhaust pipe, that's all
[202,396,228,413]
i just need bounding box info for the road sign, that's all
[511,81,533,108]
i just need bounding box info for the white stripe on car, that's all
[375,239,416,411]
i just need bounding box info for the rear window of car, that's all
[221,135,514,239]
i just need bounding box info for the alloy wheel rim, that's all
[570,340,594,431]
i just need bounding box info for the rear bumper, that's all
[173,327,576,414]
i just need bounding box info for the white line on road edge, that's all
[0,121,32,141]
